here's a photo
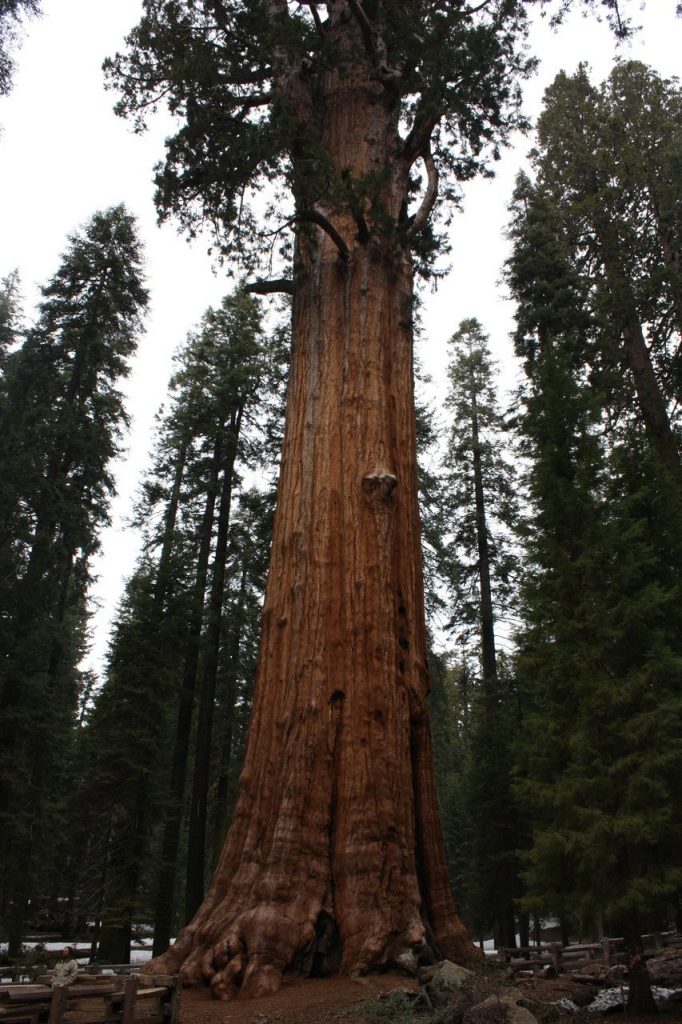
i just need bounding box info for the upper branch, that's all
[347,0,375,55]
[402,103,442,164]
[301,210,350,261]
[409,147,439,234]
[244,278,294,295]
[304,1,325,35]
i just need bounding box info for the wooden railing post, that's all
[48,987,68,1024]
[167,977,181,1024]
[120,976,138,1024]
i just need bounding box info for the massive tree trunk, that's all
[151,18,472,997]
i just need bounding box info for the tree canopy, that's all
[106,0,641,280]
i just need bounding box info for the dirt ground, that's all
[175,971,682,1024]
[177,973,418,1024]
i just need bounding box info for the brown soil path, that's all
[177,974,416,1024]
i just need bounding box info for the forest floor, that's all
[175,970,682,1024]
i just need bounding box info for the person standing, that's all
[51,947,79,988]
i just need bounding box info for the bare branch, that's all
[304,1,325,35]
[409,147,439,235]
[244,278,294,295]
[402,107,441,163]
[465,0,497,14]
[347,0,375,55]
[263,209,350,262]
[299,209,350,261]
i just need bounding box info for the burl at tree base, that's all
[108,0,628,999]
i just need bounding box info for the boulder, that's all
[464,994,540,1024]
[425,960,476,1007]
[648,950,682,988]
[394,951,419,977]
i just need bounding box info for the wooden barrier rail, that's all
[0,974,180,1024]
[497,930,681,974]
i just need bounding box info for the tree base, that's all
[149,902,474,999]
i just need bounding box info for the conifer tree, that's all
[0,206,147,952]
[508,149,682,1013]
[78,290,284,961]
[0,0,39,95]
[206,484,278,880]
[441,320,519,668]
[108,0,645,993]
[529,62,681,479]
[438,319,521,948]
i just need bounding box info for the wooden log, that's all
[0,989,51,1004]
[0,1005,48,1020]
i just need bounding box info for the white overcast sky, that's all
[0,1,679,677]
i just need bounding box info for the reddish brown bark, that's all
[150,11,473,997]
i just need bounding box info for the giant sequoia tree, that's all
[108,0,642,998]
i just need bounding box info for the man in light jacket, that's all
[52,948,79,988]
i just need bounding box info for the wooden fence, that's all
[497,930,682,974]
[0,973,180,1024]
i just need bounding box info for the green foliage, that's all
[104,0,545,276]
[0,206,147,951]
[342,990,432,1024]
[508,133,682,935]
[514,62,681,461]
[0,0,39,95]
[440,319,520,658]
[72,290,288,957]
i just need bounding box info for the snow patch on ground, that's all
[556,986,679,1013]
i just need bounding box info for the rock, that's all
[569,984,600,1007]
[394,951,419,977]
[463,994,540,1024]
[425,960,476,1007]
[649,951,682,989]
[418,963,440,984]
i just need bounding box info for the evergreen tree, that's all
[0,0,39,95]
[508,149,682,1013]
[529,62,681,479]
[77,290,285,961]
[0,270,21,362]
[0,205,147,952]
[206,485,278,877]
[441,319,519,667]
[108,0,645,992]
[438,319,522,948]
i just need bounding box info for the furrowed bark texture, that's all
[151,14,472,997]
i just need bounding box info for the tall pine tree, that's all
[0,205,148,952]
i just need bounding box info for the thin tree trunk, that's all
[209,561,248,873]
[470,377,498,700]
[186,412,240,919]
[152,438,222,956]
[153,440,188,613]
[622,911,658,1016]
[595,222,680,477]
